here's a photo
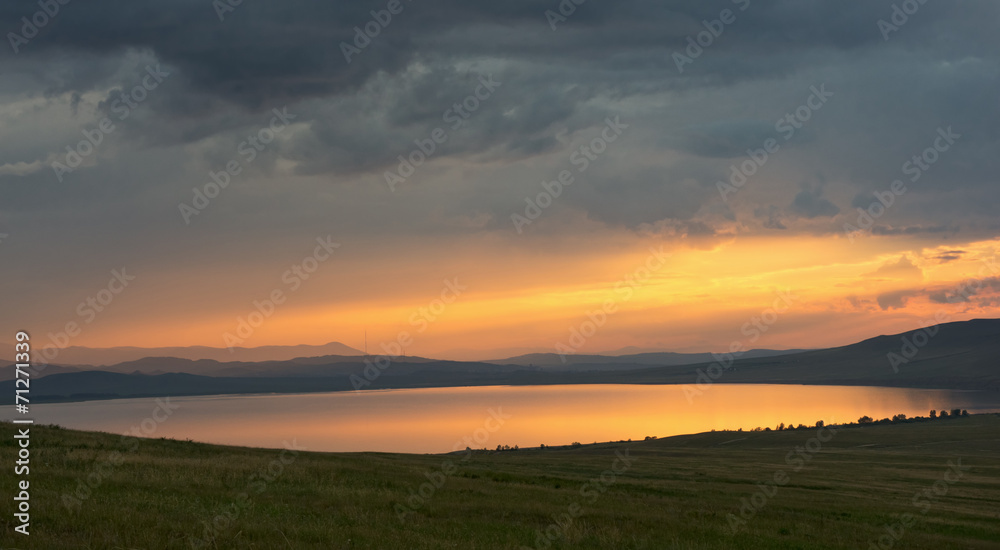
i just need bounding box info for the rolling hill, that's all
[490,348,807,369]
[4,318,999,402]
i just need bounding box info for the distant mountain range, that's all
[437,344,712,361]
[0,341,363,367]
[0,348,806,379]
[488,349,808,369]
[3,319,999,402]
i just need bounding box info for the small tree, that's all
[930,410,937,418]
[951,409,962,418]
[961,410,969,417]
[816,420,824,428]
[858,416,874,424]
[939,410,949,418]
[777,423,785,431]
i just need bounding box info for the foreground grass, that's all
[2,415,999,549]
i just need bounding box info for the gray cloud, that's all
[789,184,840,219]
[877,289,919,311]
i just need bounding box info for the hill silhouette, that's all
[4,319,998,402]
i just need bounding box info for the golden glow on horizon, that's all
[74,234,1000,356]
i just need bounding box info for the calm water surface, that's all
[32,384,1000,453]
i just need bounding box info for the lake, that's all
[31,384,1000,453]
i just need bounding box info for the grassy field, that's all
[2,415,999,549]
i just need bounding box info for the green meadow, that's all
[2,414,999,549]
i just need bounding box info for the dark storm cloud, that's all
[0,0,998,236]
[1,0,996,192]
[789,184,840,219]
[869,225,957,236]
[666,120,776,159]
[2,0,994,107]
[754,205,787,230]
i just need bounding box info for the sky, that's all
[1,0,998,360]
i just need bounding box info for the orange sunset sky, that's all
[12,230,999,360]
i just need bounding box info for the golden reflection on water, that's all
[33,385,999,453]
